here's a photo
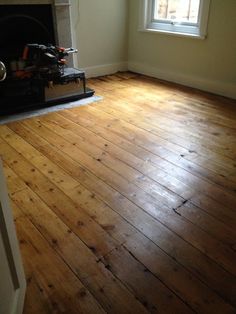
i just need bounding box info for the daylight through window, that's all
[140,0,210,38]
[153,0,200,24]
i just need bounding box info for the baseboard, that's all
[84,62,128,78]
[128,61,236,99]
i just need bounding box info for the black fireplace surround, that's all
[0,5,94,115]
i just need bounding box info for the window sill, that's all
[139,27,206,39]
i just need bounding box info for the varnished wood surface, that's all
[0,72,236,313]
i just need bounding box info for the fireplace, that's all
[0,0,94,115]
[0,4,56,71]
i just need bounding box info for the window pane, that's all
[154,0,200,23]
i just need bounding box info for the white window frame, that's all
[139,0,211,39]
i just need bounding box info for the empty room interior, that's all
[0,0,236,313]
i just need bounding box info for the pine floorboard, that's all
[0,72,236,313]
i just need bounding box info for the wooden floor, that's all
[1,72,236,313]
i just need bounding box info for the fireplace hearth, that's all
[0,1,94,115]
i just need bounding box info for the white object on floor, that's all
[0,95,102,125]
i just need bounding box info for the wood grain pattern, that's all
[0,72,236,313]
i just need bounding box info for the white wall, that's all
[128,0,236,99]
[70,0,236,99]
[71,0,128,77]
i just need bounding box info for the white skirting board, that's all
[128,61,236,100]
[0,95,102,125]
[84,62,128,78]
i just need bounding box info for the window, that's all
[139,0,211,38]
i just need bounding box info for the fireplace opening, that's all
[0,5,55,74]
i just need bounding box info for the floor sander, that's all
[0,44,94,114]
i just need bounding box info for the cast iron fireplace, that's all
[0,4,93,115]
[0,5,55,63]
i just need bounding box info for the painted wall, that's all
[71,0,128,77]
[128,0,236,98]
